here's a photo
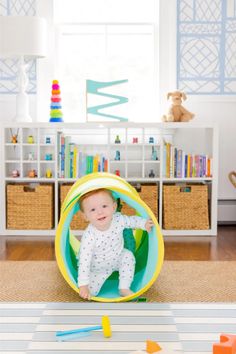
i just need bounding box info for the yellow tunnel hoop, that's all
[55,172,164,302]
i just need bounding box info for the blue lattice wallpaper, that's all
[177,0,236,94]
[0,0,36,94]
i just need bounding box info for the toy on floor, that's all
[162,91,194,122]
[213,333,236,354]
[129,339,186,354]
[129,340,162,353]
[56,315,112,340]
[55,172,164,302]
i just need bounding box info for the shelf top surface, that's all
[0,122,217,129]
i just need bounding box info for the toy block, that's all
[146,340,162,353]
[213,334,236,354]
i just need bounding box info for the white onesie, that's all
[77,212,147,296]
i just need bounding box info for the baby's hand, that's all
[145,219,154,233]
[79,285,91,300]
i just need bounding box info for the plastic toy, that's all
[128,340,162,354]
[115,169,120,176]
[114,150,120,160]
[46,169,52,178]
[49,80,64,122]
[115,135,121,143]
[45,153,53,161]
[11,135,18,144]
[28,169,37,178]
[149,169,155,178]
[213,334,236,354]
[149,137,154,144]
[27,135,34,144]
[56,315,112,339]
[10,128,19,144]
[146,340,162,353]
[151,147,158,161]
[55,172,164,302]
[12,169,20,178]
[28,152,34,161]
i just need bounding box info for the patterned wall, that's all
[0,0,36,94]
[177,0,236,94]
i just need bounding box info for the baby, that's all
[77,188,153,300]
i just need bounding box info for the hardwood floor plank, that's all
[0,226,235,261]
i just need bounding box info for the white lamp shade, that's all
[0,16,47,58]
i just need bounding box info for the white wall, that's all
[0,0,236,201]
[189,99,236,200]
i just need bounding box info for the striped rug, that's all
[0,302,235,353]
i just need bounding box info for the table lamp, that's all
[0,16,47,122]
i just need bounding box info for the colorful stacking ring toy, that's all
[55,172,164,302]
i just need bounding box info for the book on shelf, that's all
[57,133,108,178]
[163,141,212,178]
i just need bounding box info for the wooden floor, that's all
[0,225,236,261]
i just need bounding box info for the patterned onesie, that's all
[77,212,147,296]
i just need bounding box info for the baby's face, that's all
[82,191,117,231]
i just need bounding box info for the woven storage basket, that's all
[7,184,54,229]
[121,184,158,220]
[163,184,209,230]
[60,184,88,230]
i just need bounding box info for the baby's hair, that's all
[79,188,116,212]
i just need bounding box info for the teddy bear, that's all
[162,90,194,122]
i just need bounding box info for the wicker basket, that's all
[163,184,209,230]
[121,184,158,220]
[7,184,54,229]
[60,184,88,230]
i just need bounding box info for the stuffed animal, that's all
[162,91,194,122]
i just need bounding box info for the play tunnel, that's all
[55,172,164,302]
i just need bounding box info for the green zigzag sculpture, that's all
[86,79,128,122]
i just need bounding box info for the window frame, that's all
[37,0,162,122]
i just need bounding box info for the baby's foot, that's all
[119,288,134,297]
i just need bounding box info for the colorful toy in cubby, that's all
[49,80,64,123]
[46,169,52,178]
[115,150,120,160]
[12,169,20,178]
[27,135,34,144]
[11,135,18,144]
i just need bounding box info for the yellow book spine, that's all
[187,154,191,177]
[93,154,99,172]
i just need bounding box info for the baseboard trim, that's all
[218,199,236,223]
